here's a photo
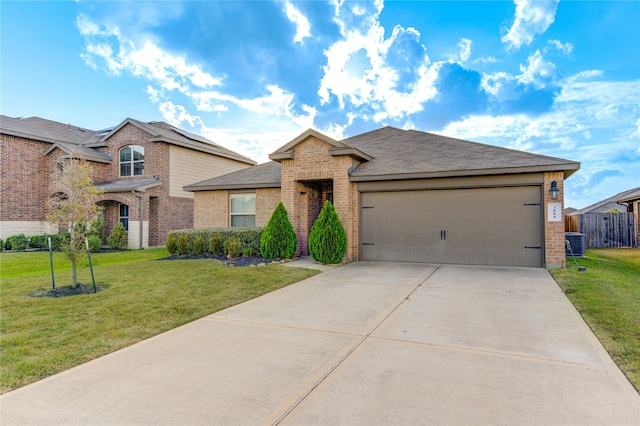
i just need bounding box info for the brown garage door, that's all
[360,186,543,267]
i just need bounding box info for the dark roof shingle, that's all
[184,161,281,191]
[1,115,255,166]
[345,127,579,180]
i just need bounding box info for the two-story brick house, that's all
[0,115,255,249]
[186,127,580,269]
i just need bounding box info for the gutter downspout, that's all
[132,190,144,250]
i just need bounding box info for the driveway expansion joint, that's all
[270,265,441,426]
[366,334,617,372]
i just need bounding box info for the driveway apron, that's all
[1,263,638,425]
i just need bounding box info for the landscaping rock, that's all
[32,284,107,298]
[159,254,273,267]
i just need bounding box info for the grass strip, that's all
[0,249,319,393]
[551,248,640,392]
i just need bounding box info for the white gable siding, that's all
[169,145,251,198]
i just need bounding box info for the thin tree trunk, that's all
[70,255,78,288]
[69,224,78,288]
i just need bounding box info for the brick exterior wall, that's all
[193,187,281,229]
[544,171,566,269]
[280,137,360,261]
[82,123,188,247]
[193,137,360,262]
[189,136,573,267]
[1,135,55,223]
[256,188,282,227]
[193,190,230,228]
[1,121,244,246]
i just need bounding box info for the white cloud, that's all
[635,118,640,154]
[158,101,204,128]
[284,2,311,44]
[517,49,558,88]
[318,2,437,122]
[502,0,559,50]
[76,13,319,163]
[443,77,640,207]
[548,39,574,55]
[78,16,223,94]
[448,38,472,63]
[481,71,514,97]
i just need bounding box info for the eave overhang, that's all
[184,182,281,192]
[95,179,162,193]
[349,162,581,182]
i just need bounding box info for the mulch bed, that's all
[158,254,275,267]
[32,283,108,298]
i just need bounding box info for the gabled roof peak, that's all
[269,128,371,162]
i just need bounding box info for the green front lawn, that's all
[0,249,319,393]
[552,248,640,392]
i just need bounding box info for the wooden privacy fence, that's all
[569,213,636,248]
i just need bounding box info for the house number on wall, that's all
[548,203,562,222]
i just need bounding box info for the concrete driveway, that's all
[1,262,638,425]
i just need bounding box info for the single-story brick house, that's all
[0,115,255,248]
[185,127,580,268]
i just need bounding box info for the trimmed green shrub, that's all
[51,234,70,251]
[243,246,253,257]
[308,200,347,264]
[166,232,178,255]
[192,235,205,255]
[30,235,43,249]
[28,233,69,251]
[88,213,106,243]
[209,233,224,256]
[6,234,29,250]
[86,235,102,251]
[164,228,263,257]
[224,237,241,259]
[176,234,189,255]
[260,202,297,260]
[107,222,127,250]
[0,239,3,251]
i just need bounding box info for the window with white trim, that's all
[230,193,256,227]
[119,145,145,176]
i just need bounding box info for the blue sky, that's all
[1,0,638,209]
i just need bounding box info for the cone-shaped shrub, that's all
[260,202,297,259]
[107,222,127,250]
[308,200,347,264]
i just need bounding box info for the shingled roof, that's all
[344,127,580,180]
[0,115,101,145]
[186,126,579,191]
[1,115,255,166]
[91,118,255,165]
[184,161,281,191]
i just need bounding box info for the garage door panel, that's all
[360,187,542,267]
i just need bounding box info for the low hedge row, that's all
[2,233,71,251]
[166,228,264,257]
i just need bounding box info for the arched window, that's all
[119,145,144,176]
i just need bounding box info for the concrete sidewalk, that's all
[1,263,639,425]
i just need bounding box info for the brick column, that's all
[544,171,565,269]
[279,159,300,255]
[331,156,359,261]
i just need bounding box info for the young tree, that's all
[47,157,103,288]
[260,202,297,259]
[308,200,347,264]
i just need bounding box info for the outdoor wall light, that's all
[549,180,560,200]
